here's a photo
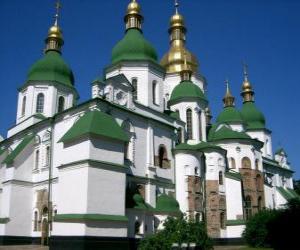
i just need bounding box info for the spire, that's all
[45,1,64,53]
[160,0,198,74]
[241,62,255,103]
[223,79,235,107]
[124,0,143,31]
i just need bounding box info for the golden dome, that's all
[47,25,63,40]
[161,46,198,74]
[242,79,252,92]
[170,13,185,28]
[127,0,141,15]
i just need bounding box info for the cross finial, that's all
[175,0,179,14]
[225,78,230,92]
[243,61,249,81]
[54,1,61,26]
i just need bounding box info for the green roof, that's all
[174,142,225,153]
[111,28,158,64]
[156,194,181,214]
[276,187,299,201]
[126,193,153,211]
[226,219,245,226]
[169,80,207,106]
[2,134,35,165]
[216,106,244,124]
[0,147,6,156]
[208,124,251,142]
[59,110,129,143]
[27,51,74,88]
[263,157,294,173]
[54,214,128,222]
[275,148,287,156]
[225,171,242,181]
[241,101,266,130]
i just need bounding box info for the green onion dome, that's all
[240,101,266,130]
[111,28,158,64]
[156,194,180,213]
[216,106,244,124]
[27,50,74,88]
[169,80,207,106]
[208,124,251,142]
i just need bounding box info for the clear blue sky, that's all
[0,0,299,178]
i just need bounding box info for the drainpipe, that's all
[202,153,207,226]
[47,117,55,245]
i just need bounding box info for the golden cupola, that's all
[45,1,64,53]
[241,64,254,103]
[161,1,199,74]
[223,79,235,107]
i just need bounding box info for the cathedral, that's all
[0,0,297,249]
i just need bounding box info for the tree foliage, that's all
[293,179,300,195]
[138,216,213,250]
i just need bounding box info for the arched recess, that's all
[229,157,236,169]
[244,195,252,220]
[122,120,135,163]
[242,157,251,169]
[36,93,45,113]
[186,108,193,140]
[158,144,169,168]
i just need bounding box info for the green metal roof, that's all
[59,110,129,143]
[156,194,181,213]
[0,147,6,156]
[126,193,153,211]
[208,124,251,142]
[169,80,207,106]
[111,28,158,64]
[263,157,294,173]
[216,106,244,124]
[275,148,287,156]
[174,142,225,153]
[27,51,74,88]
[241,101,266,130]
[2,134,35,165]
[225,171,242,181]
[276,187,299,201]
[54,214,128,222]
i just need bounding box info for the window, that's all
[198,111,202,141]
[36,93,45,113]
[122,120,135,162]
[35,150,40,170]
[33,211,38,231]
[186,109,193,140]
[58,96,65,112]
[152,80,159,105]
[258,196,262,211]
[194,167,198,175]
[42,206,48,217]
[177,127,183,144]
[21,96,26,116]
[46,146,50,166]
[220,212,225,229]
[255,159,259,170]
[134,220,141,235]
[242,157,251,169]
[132,78,138,101]
[195,213,200,222]
[219,171,223,185]
[158,145,168,168]
[245,196,252,220]
[256,174,262,191]
[229,157,236,169]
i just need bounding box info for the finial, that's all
[125,0,143,30]
[175,0,179,14]
[225,78,230,94]
[54,1,61,26]
[243,61,249,81]
[223,78,235,107]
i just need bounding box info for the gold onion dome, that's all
[241,64,254,102]
[126,0,141,15]
[161,1,199,74]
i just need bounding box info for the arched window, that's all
[152,80,159,105]
[198,111,202,141]
[35,150,39,170]
[220,212,225,229]
[36,93,45,113]
[33,211,38,231]
[46,146,50,166]
[186,109,193,140]
[177,127,183,144]
[122,120,135,162]
[194,167,198,175]
[58,96,65,112]
[132,78,138,101]
[245,196,252,220]
[158,145,168,168]
[21,96,26,116]
[255,159,259,170]
[134,220,141,235]
[256,174,262,191]
[242,157,251,169]
[219,171,223,185]
[229,157,236,169]
[42,206,48,217]
[195,213,200,222]
[258,196,262,211]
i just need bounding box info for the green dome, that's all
[156,194,180,213]
[216,106,244,124]
[240,101,266,130]
[169,80,207,105]
[111,28,158,64]
[208,124,251,142]
[27,51,74,87]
